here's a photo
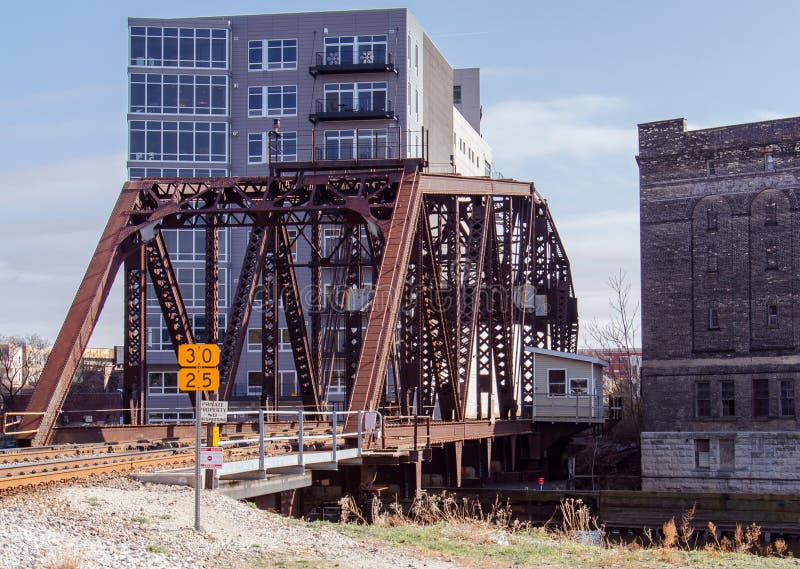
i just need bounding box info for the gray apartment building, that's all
[126,8,493,422]
[638,117,800,493]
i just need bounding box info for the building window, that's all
[695,381,711,417]
[707,160,716,176]
[271,132,298,162]
[248,132,265,164]
[279,328,291,352]
[706,245,718,273]
[247,329,261,352]
[130,27,227,69]
[767,303,779,328]
[765,199,778,226]
[146,312,227,350]
[248,85,297,117]
[707,307,720,330]
[160,228,229,263]
[415,89,419,120]
[706,208,718,231]
[765,153,775,171]
[148,411,194,424]
[357,129,389,159]
[246,371,263,396]
[780,380,795,416]
[249,131,298,164]
[328,358,347,396]
[129,121,227,162]
[189,313,227,345]
[720,381,735,417]
[414,42,419,72]
[719,438,735,470]
[324,35,387,65]
[129,167,227,179]
[176,267,228,309]
[753,379,769,417]
[248,40,263,70]
[280,370,298,397]
[324,130,355,161]
[547,369,567,396]
[148,371,178,395]
[765,238,778,270]
[267,38,298,70]
[569,378,589,396]
[453,85,462,104]
[695,439,710,469]
[129,74,227,115]
[323,82,387,113]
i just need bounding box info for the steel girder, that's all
[123,246,147,425]
[19,166,578,446]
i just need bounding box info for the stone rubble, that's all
[0,476,460,569]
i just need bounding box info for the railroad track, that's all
[0,427,336,492]
[0,448,197,492]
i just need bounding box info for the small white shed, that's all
[523,347,607,423]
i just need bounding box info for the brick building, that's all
[638,116,800,493]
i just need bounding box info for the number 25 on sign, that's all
[178,368,220,391]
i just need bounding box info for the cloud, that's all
[482,95,636,160]
[554,209,641,347]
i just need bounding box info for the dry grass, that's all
[335,492,795,567]
[42,555,82,569]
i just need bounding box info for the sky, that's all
[2,0,800,348]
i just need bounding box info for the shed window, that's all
[547,369,566,396]
[570,378,589,395]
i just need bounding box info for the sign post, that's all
[178,343,221,532]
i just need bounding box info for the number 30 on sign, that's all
[178,368,220,391]
[178,344,220,367]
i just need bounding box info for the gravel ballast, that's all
[0,477,460,569]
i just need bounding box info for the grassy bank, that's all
[323,521,798,568]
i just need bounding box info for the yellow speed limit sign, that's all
[178,368,220,391]
[178,344,220,368]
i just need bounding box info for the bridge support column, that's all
[510,435,518,472]
[453,441,463,488]
[483,438,493,481]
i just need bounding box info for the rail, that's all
[216,409,382,471]
[530,393,604,422]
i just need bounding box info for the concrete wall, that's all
[453,68,480,134]
[642,431,800,493]
[453,108,491,176]
[421,33,453,173]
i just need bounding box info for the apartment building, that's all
[126,9,493,422]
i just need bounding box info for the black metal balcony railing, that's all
[309,51,396,76]
[309,99,395,123]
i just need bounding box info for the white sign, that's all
[199,400,228,423]
[200,446,223,470]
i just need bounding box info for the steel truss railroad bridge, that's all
[12,157,584,496]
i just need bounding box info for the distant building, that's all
[578,348,641,385]
[126,9,494,422]
[638,117,800,493]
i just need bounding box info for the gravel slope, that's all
[0,477,460,569]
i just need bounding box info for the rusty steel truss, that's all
[18,160,578,446]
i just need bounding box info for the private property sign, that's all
[200,446,223,470]
[199,400,228,423]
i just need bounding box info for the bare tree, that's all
[585,270,642,435]
[0,334,51,412]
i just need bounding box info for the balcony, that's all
[309,51,396,77]
[309,99,396,124]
